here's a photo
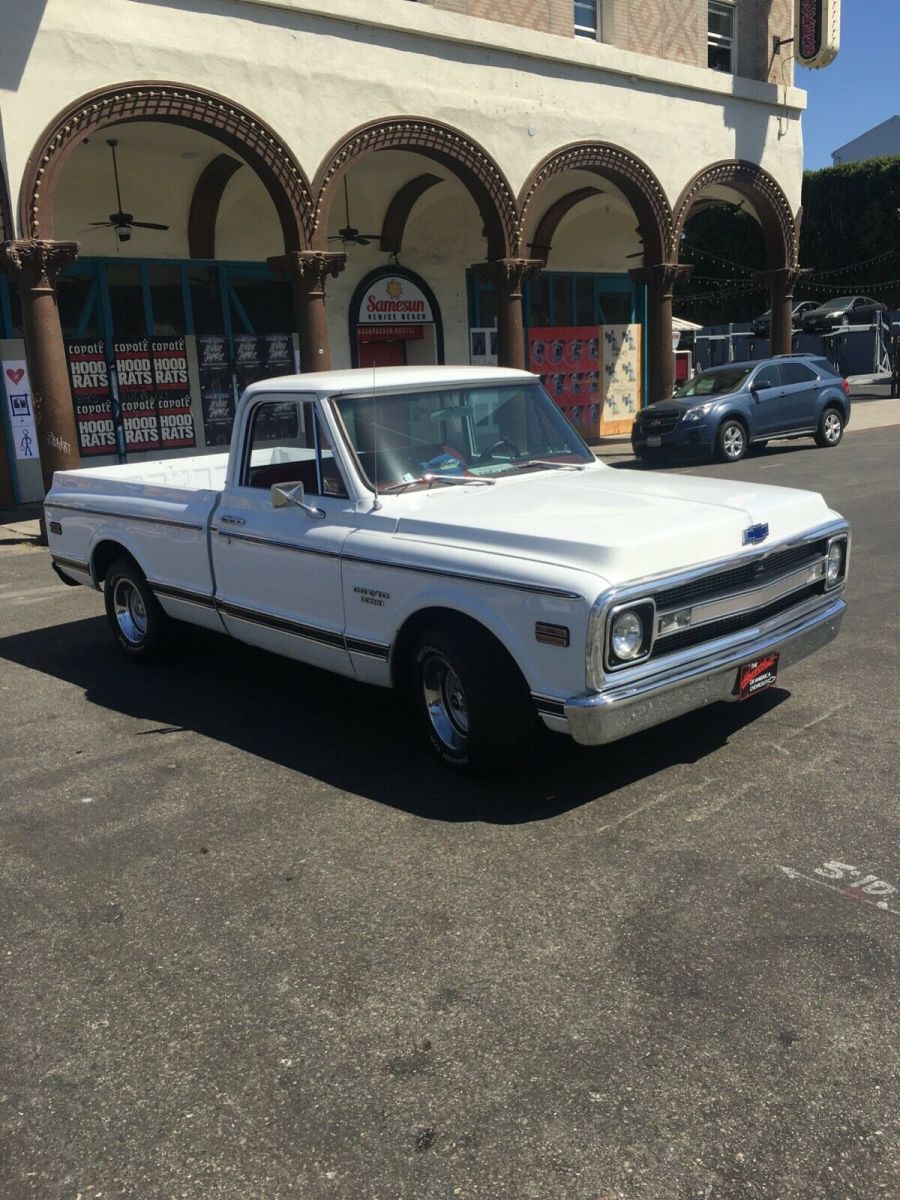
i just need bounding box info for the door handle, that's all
[219,515,246,526]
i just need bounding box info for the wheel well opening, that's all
[91,540,139,586]
[390,606,526,695]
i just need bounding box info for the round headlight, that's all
[826,541,843,586]
[611,609,644,660]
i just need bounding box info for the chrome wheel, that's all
[722,423,745,459]
[113,576,148,645]
[823,411,842,443]
[421,652,470,754]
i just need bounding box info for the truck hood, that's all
[391,465,836,584]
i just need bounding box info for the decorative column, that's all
[753,266,811,356]
[471,258,543,370]
[629,262,692,405]
[268,250,346,372]
[1,239,80,495]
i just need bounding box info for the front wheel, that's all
[715,419,748,463]
[103,556,170,661]
[814,406,844,448]
[410,621,539,773]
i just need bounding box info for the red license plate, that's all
[737,653,780,700]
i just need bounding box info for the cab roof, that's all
[242,365,536,398]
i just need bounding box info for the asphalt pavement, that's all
[0,425,898,1198]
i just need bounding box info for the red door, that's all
[358,339,406,368]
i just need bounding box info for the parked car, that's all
[631,354,850,463]
[751,300,817,338]
[47,366,849,773]
[800,295,888,334]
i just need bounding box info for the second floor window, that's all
[574,0,598,39]
[708,1,735,72]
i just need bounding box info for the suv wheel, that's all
[815,406,844,448]
[715,419,747,463]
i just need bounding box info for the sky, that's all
[797,0,900,170]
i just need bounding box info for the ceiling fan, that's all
[88,139,170,243]
[328,177,380,247]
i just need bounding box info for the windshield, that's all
[332,383,594,492]
[673,368,751,399]
[824,297,856,310]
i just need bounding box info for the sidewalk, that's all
[2,385,898,533]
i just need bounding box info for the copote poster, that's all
[66,340,117,457]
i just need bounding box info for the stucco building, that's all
[0,0,809,506]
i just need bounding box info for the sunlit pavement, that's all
[1,429,898,1199]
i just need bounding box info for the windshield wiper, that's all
[512,460,589,472]
[381,473,497,494]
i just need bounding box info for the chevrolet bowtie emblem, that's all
[743,523,769,546]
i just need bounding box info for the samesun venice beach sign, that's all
[358,277,433,325]
[794,0,840,69]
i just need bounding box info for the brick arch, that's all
[311,118,518,260]
[672,160,796,267]
[518,142,673,265]
[19,82,313,250]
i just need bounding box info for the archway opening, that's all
[51,121,299,459]
[516,163,667,438]
[320,149,496,369]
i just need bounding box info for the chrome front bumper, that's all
[564,596,846,746]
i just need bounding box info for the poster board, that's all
[527,326,601,438]
[599,323,642,437]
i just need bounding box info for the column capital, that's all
[752,266,812,293]
[267,250,347,293]
[1,239,79,291]
[471,258,543,298]
[629,262,693,293]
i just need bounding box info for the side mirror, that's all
[271,482,325,519]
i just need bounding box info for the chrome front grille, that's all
[654,540,828,610]
[649,537,839,663]
[650,582,825,657]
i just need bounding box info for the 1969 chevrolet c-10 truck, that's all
[46,366,849,771]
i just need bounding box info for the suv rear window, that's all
[780,363,817,385]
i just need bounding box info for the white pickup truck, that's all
[46,366,849,771]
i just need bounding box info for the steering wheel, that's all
[479,437,523,462]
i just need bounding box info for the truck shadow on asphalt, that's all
[0,614,790,824]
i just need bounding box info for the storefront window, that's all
[189,266,225,335]
[553,276,574,326]
[106,263,146,337]
[58,276,99,337]
[528,276,551,326]
[596,289,632,325]
[148,265,187,335]
[229,276,294,335]
[574,275,594,324]
[0,276,21,338]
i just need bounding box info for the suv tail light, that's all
[841,378,851,396]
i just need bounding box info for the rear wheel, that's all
[715,419,748,463]
[814,406,844,448]
[410,620,540,773]
[103,556,169,661]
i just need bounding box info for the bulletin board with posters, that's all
[599,324,642,437]
[527,326,602,438]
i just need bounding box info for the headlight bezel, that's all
[604,598,656,672]
[824,534,848,590]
